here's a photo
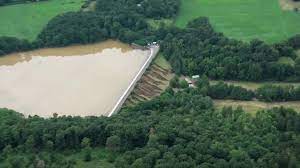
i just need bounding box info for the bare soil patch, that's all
[279,0,300,11]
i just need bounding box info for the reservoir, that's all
[0,40,150,117]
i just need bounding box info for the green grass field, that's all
[210,80,300,90]
[278,56,295,66]
[154,54,172,70]
[0,0,84,41]
[176,0,300,43]
[214,100,300,115]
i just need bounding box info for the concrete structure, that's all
[108,44,160,117]
[131,43,148,50]
[185,77,196,88]
[192,75,200,79]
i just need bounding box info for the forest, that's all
[185,77,300,102]
[161,17,300,82]
[0,88,299,167]
[0,0,300,167]
[2,0,299,83]
[0,0,48,6]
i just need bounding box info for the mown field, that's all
[175,0,300,43]
[214,100,300,115]
[210,80,300,90]
[0,0,84,41]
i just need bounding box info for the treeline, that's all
[257,84,300,102]
[0,0,48,6]
[0,88,299,167]
[0,37,32,55]
[0,0,180,56]
[207,82,255,101]
[170,76,300,102]
[160,17,300,82]
[1,0,300,83]
[36,12,151,47]
[95,0,180,19]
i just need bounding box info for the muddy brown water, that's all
[0,40,149,117]
[0,40,132,66]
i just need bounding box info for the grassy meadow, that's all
[210,80,300,90]
[0,0,84,41]
[154,54,172,70]
[175,0,300,43]
[214,100,300,115]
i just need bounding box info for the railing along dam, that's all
[108,44,160,117]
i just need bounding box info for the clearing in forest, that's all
[0,0,84,40]
[210,80,300,90]
[214,100,300,115]
[176,0,300,43]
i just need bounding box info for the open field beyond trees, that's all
[176,0,300,43]
[1,0,300,167]
[210,80,300,90]
[214,99,300,115]
[0,0,84,40]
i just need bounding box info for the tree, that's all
[81,137,92,162]
[170,75,179,88]
[288,34,300,49]
[25,135,35,151]
[83,147,92,162]
[295,57,300,76]
[106,135,121,152]
[81,137,91,148]
[8,156,26,168]
[179,79,189,89]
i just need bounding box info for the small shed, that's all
[192,75,200,79]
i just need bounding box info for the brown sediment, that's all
[0,40,132,66]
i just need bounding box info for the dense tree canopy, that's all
[256,84,300,102]
[0,88,299,167]
[0,0,48,6]
[0,1,300,167]
[160,17,299,82]
[0,37,32,56]
[1,0,299,83]
[95,0,180,19]
[36,11,151,47]
[179,77,300,102]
